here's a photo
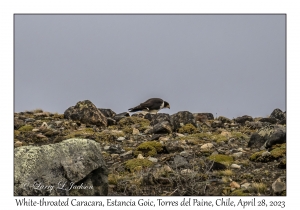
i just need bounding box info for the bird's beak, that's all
[166,105,170,109]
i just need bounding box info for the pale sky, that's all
[14,14,286,118]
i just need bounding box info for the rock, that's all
[14,141,23,147]
[211,120,223,128]
[201,143,214,150]
[25,118,35,123]
[36,133,47,139]
[164,141,185,153]
[180,151,189,158]
[193,113,214,122]
[170,111,196,132]
[272,178,286,194]
[117,137,125,142]
[232,152,243,158]
[270,108,286,122]
[241,183,251,189]
[217,116,232,124]
[231,164,241,169]
[265,128,286,149]
[247,132,266,148]
[137,154,144,159]
[132,128,140,135]
[114,112,130,122]
[150,113,171,126]
[106,145,124,154]
[211,162,227,171]
[120,150,133,158]
[150,121,172,134]
[173,155,189,169]
[259,117,278,124]
[98,108,116,118]
[14,138,108,196]
[14,118,25,130]
[148,157,158,163]
[234,115,253,124]
[64,100,107,127]
[245,121,263,129]
[230,181,240,189]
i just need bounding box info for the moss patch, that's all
[134,141,163,157]
[270,143,286,158]
[119,117,150,132]
[208,154,233,165]
[125,158,154,172]
[18,125,34,132]
[178,123,198,134]
[231,189,249,196]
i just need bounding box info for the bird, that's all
[128,98,170,114]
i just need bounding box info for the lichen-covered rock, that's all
[259,117,278,124]
[150,121,172,134]
[170,111,196,132]
[247,125,286,149]
[270,108,286,122]
[150,113,171,126]
[113,112,130,122]
[234,115,253,124]
[64,100,107,127]
[193,113,214,122]
[14,138,108,196]
[99,108,116,118]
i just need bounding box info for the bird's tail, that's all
[128,105,143,112]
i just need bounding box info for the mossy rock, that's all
[178,123,198,134]
[270,143,286,158]
[119,117,150,132]
[249,151,266,162]
[208,154,233,165]
[134,141,163,157]
[124,158,154,172]
[18,125,34,132]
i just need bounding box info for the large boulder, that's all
[64,100,107,127]
[170,111,196,132]
[14,138,108,196]
[247,125,286,149]
[150,113,171,126]
[270,108,286,124]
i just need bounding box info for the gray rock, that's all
[117,137,125,142]
[150,113,171,126]
[98,108,116,118]
[64,100,107,127]
[259,117,278,124]
[173,155,189,169]
[234,115,253,124]
[272,178,286,194]
[193,113,214,122]
[170,111,196,132]
[265,128,286,149]
[270,108,286,122]
[14,138,108,196]
[151,121,172,134]
[113,112,130,122]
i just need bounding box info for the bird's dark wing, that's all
[128,98,163,112]
[139,98,163,110]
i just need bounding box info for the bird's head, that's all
[164,101,170,109]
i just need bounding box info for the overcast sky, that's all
[14,14,286,119]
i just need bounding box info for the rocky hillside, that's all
[14,100,286,196]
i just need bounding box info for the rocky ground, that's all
[14,100,286,196]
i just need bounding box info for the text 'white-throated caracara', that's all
[128,98,170,114]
